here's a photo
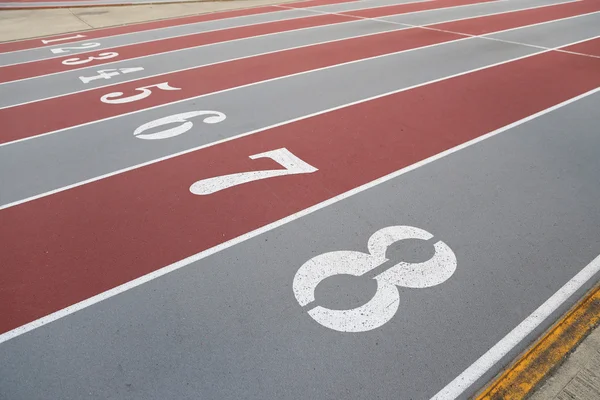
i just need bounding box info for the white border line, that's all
[0,0,587,103]
[0,0,431,66]
[3,31,600,209]
[0,0,350,55]
[431,252,600,400]
[0,39,526,209]
[0,9,336,69]
[0,19,393,107]
[1,85,597,345]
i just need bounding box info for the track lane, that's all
[431,0,600,34]
[563,36,600,56]
[0,0,497,83]
[4,2,597,145]
[1,43,600,339]
[0,37,541,206]
[0,0,359,54]
[0,14,356,83]
[0,0,426,66]
[1,0,596,111]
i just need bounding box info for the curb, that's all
[476,282,600,400]
[0,0,230,10]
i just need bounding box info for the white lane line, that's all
[1,31,595,209]
[0,0,430,65]
[0,0,305,55]
[1,84,597,346]
[0,0,584,100]
[0,15,370,86]
[0,9,329,68]
[1,26,597,150]
[0,19,397,109]
[277,0,600,52]
[431,251,600,400]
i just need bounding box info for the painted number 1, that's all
[190,148,317,195]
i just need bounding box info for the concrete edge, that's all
[475,282,600,400]
[0,0,229,11]
[0,0,298,43]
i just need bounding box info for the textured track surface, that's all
[1,1,600,399]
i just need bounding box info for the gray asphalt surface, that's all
[2,86,600,400]
[1,0,599,399]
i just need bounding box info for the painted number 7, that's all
[190,148,317,195]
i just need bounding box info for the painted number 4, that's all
[190,148,317,195]
[293,226,457,333]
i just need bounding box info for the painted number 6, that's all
[133,110,226,140]
[101,82,180,104]
[293,226,457,333]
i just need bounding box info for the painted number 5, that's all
[101,82,180,104]
[293,226,457,333]
[190,148,317,195]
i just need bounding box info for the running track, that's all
[1,0,600,399]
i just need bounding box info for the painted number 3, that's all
[293,226,457,333]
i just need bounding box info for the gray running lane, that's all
[0,36,539,206]
[1,86,599,400]
[2,13,598,207]
[0,0,423,66]
[381,0,579,25]
[0,0,593,109]
[0,19,402,108]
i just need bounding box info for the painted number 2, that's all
[190,148,317,195]
[293,226,457,333]
[50,42,100,54]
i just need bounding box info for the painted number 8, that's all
[292,226,457,333]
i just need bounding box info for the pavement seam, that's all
[274,1,600,59]
[475,282,600,400]
[0,0,299,45]
[68,7,95,28]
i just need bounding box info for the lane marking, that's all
[0,9,337,67]
[1,80,598,346]
[0,0,501,80]
[431,253,600,400]
[0,14,357,76]
[3,35,599,209]
[0,5,289,55]
[277,0,600,51]
[0,0,587,103]
[0,16,367,86]
[0,0,369,55]
[0,0,433,66]
[1,5,595,144]
[475,283,600,399]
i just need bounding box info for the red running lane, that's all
[562,35,600,57]
[2,43,600,335]
[432,0,600,34]
[0,0,356,54]
[345,0,494,17]
[0,0,492,83]
[0,14,353,83]
[3,0,597,144]
[1,29,462,143]
[0,7,278,54]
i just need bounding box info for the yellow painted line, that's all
[476,283,600,400]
